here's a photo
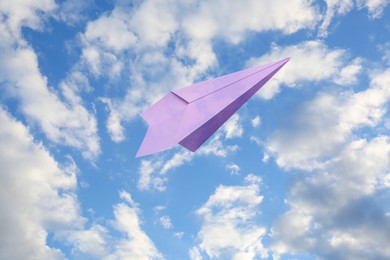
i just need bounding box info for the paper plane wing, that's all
[136,57,290,157]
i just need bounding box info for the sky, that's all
[1,0,390,259]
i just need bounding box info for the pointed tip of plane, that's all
[279,57,291,63]
[135,151,144,158]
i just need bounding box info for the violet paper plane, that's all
[136,57,290,157]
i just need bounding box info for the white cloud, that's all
[154,205,166,213]
[226,163,241,175]
[138,159,166,192]
[379,173,390,188]
[174,232,184,239]
[251,116,261,128]
[334,57,363,85]
[55,0,93,25]
[378,42,390,65]
[181,0,318,43]
[319,0,354,37]
[192,183,268,259]
[197,133,239,157]
[244,174,263,185]
[100,98,125,142]
[129,0,178,47]
[160,150,195,175]
[358,0,390,18]
[104,193,163,260]
[137,149,194,191]
[83,12,137,53]
[66,225,108,258]
[0,108,161,259]
[178,0,318,79]
[247,40,362,99]
[68,191,163,259]
[189,246,202,260]
[223,114,244,139]
[0,0,56,36]
[263,68,390,170]
[159,216,173,229]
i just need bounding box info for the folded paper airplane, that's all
[136,57,290,157]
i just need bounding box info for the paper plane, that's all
[136,58,290,157]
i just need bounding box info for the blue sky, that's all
[1,0,390,259]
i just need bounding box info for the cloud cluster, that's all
[190,178,267,259]
[0,108,162,259]
[264,68,390,170]
[104,192,163,260]
[0,0,100,159]
[262,68,390,258]
[271,137,390,259]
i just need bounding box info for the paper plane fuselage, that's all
[136,58,290,157]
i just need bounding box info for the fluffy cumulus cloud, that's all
[247,40,362,99]
[226,163,241,175]
[159,216,173,229]
[0,108,162,259]
[181,0,318,43]
[0,0,100,159]
[104,191,163,260]
[262,68,390,258]
[271,137,390,259]
[251,115,261,128]
[0,0,56,35]
[0,107,82,259]
[264,68,390,170]
[190,179,267,259]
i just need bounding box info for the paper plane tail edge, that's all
[135,126,179,158]
[136,138,178,158]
